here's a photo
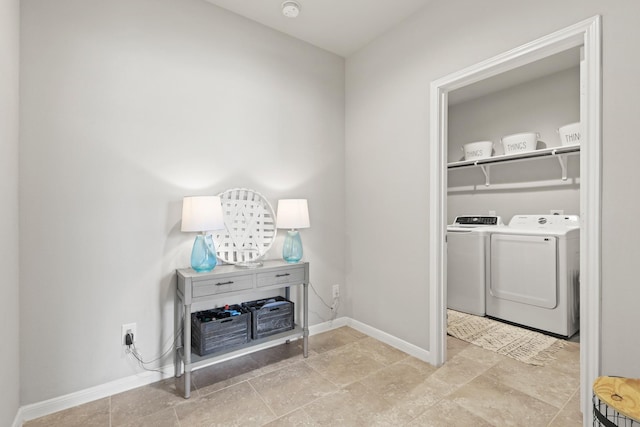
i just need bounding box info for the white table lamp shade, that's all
[276,199,309,263]
[181,196,225,232]
[276,199,310,229]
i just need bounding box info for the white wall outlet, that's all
[550,209,564,215]
[121,323,137,347]
[332,284,340,298]
[489,210,496,215]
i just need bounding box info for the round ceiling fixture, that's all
[281,1,301,18]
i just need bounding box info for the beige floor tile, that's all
[547,341,580,378]
[174,381,275,426]
[308,326,365,354]
[548,387,583,426]
[407,398,494,426]
[25,327,580,427]
[447,335,470,360]
[344,327,368,339]
[110,378,186,426]
[250,340,307,366]
[250,352,309,379]
[373,355,459,423]
[116,407,180,427]
[262,408,320,426]
[376,374,459,424]
[396,355,439,376]
[350,336,409,365]
[249,361,337,416]
[193,337,311,398]
[482,356,579,408]
[429,353,492,387]
[457,342,512,367]
[23,397,110,427]
[247,341,312,378]
[448,374,559,426]
[303,381,396,426]
[359,359,435,405]
[548,415,583,427]
[191,353,261,396]
[304,341,386,387]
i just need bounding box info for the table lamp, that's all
[276,199,310,263]
[181,196,226,272]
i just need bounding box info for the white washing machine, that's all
[447,215,503,316]
[486,214,580,338]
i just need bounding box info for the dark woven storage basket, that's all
[191,305,250,356]
[242,296,294,339]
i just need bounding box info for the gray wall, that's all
[346,0,640,376]
[14,0,640,410]
[20,0,345,404]
[448,67,580,223]
[0,0,20,423]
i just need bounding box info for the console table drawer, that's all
[192,274,254,298]
[256,266,306,288]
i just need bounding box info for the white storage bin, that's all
[558,122,581,146]
[501,132,539,155]
[462,141,493,160]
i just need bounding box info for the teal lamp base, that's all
[282,230,303,263]
[191,234,218,272]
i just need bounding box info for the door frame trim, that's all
[428,16,601,425]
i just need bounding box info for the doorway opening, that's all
[429,16,601,423]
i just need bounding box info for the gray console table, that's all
[175,260,309,399]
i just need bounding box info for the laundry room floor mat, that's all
[447,309,565,366]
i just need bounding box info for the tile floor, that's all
[23,327,582,426]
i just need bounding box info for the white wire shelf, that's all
[447,144,580,186]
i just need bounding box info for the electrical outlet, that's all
[121,323,137,347]
[550,209,564,215]
[332,284,340,298]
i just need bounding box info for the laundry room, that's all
[445,47,582,342]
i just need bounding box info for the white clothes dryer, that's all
[486,214,580,338]
[447,215,503,316]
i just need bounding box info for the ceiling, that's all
[449,47,582,105]
[203,0,432,57]
[202,0,581,101]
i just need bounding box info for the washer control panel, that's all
[508,214,579,229]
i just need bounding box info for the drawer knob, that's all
[215,281,234,286]
[275,273,291,278]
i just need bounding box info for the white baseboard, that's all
[12,407,24,427]
[347,318,431,363]
[18,367,174,424]
[309,316,349,334]
[16,316,426,424]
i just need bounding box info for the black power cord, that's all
[124,328,183,373]
[309,282,339,321]
[125,332,134,347]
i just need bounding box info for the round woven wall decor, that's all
[213,188,276,265]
